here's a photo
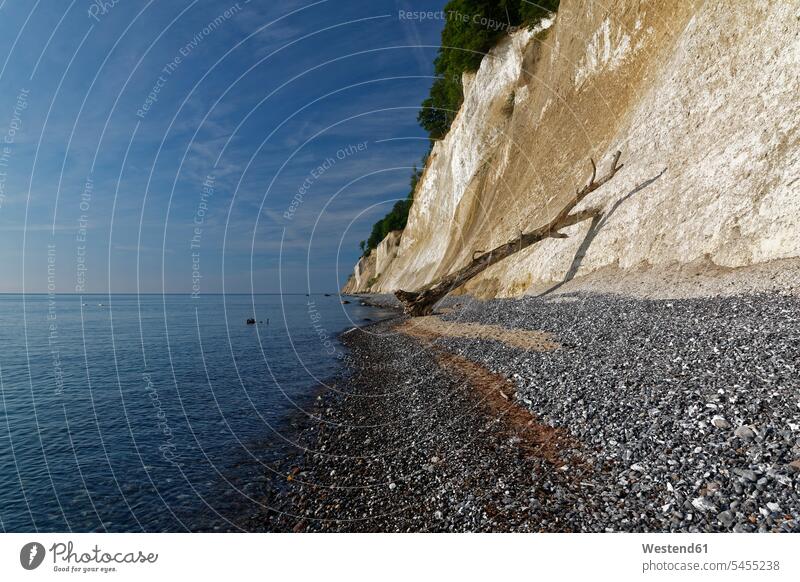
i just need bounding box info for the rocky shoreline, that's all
[251,292,800,532]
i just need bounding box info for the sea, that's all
[0,293,394,532]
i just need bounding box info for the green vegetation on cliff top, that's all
[360,0,559,257]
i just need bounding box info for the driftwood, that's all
[395,151,624,316]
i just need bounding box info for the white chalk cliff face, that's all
[346,0,799,298]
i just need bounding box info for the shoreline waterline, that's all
[251,291,800,533]
[0,293,395,532]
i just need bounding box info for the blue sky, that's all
[0,0,445,293]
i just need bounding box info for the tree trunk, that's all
[395,152,624,316]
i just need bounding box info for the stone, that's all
[691,497,716,513]
[734,426,756,440]
[733,468,757,482]
[711,415,730,429]
[717,510,735,527]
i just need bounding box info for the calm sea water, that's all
[0,293,391,532]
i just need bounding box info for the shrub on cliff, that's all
[418,0,559,140]
[363,164,423,255]
[366,199,411,252]
[359,1,558,256]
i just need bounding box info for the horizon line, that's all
[0,292,348,296]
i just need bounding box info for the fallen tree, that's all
[395,151,624,316]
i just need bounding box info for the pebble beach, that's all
[254,292,800,532]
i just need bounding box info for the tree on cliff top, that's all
[363,164,423,256]
[418,0,559,139]
[359,0,559,256]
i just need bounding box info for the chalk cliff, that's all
[344,0,800,298]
